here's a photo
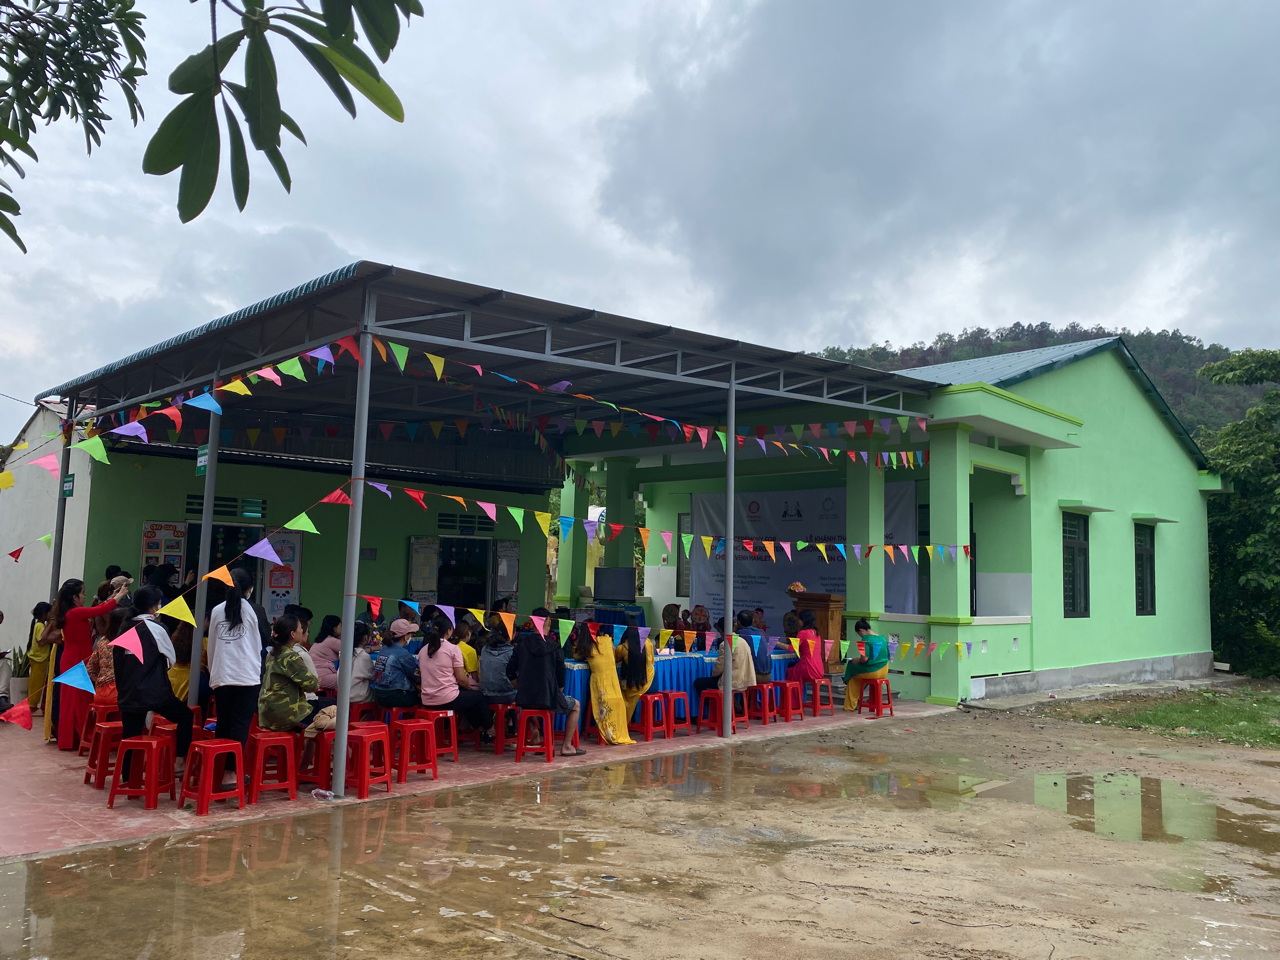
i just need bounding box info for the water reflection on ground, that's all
[1,740,1275,959]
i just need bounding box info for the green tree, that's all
[1198,349,1280,677]
[0,0,419,251]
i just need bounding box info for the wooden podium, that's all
[788,591,846,670]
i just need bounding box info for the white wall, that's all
[0,406,94,651]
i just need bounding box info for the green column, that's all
[845,451,884,624]
[553,461,593,608]
[927,424,973,705]
[602,457,638,570]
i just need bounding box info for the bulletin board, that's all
[141,521,186,583]
[494,539,520,609]
[407,536,439,605]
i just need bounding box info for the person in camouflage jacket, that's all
[258,613,320,731]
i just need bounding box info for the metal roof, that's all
[895,337,1207,468]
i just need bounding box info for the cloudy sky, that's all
[1,0,1276,439]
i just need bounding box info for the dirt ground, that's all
[8,708,1280,960]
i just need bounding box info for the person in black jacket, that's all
[113,585,194,776]
[506,608,585,757]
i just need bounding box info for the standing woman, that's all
[417,614,494,742]
[614,616,653,723]
[24,602,52,712]
[206,567,262,781]
[113,585,193,774]
[54,577,129,751]
[574,622,634,745]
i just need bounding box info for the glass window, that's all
[676,512,691,597]
[1135,523,1155,615]
[1063,513,1089,618]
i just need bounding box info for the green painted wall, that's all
[1009,349,1211,671]
[84,453,551,618]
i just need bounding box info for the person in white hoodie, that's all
[206,567,262,785]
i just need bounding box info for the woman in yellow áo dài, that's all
[844,618,890,710]
[575,622,634,745]
[614,617,653,723]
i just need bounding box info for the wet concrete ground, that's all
[3,711,1278,959]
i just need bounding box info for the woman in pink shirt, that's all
[310,615,343,692]
[418,614,494,743]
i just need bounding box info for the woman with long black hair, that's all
[417,614,493,742]
[52,576,129,751]
[114,584,193,776]
[24,601,52,712]
[206,567,261,783]
[613,615,653,723]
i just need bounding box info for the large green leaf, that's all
[0,211,26,253]
[318,47,404,121]
[280,109,307,145]
[0,126,38,162]
[177,94,220,222]
[269,26,356,118]
[394,0,425,16]
[275,13,383,80]
[142,95,205,175]
[353,0,399,62]
[264,145,292,192]
[0,193,19,215]
[223,102,250,211]
[321,0,353,38]
[169,31,246,94]
[243,33,281,150]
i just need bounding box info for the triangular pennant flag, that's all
[405,488,429,511]
[583,519,599,542]
[815,543,828,561]
[389,342,409,371]
[898,544,911,562]
[360,596,382,618]
[204,565,234,585]
[400,599,420,615]
[556,619,574,646]
[611,623,626,645]
[897,416,910,437]
[899,640,910,660]
[251,366,282,386]
[790,637,801,656]
[429,421,444,439]
[638,527,651,551]
[467,608,485,623]
[0,470,13,491]
[885,545,895,563]
[499,612,516,639]
[853,544,863,563]
[928,642,938,657]
[879,418,893,436]
[590,420,606,437]
[272,427,287,445]
[681,533,693,556]
[696,426,710,448]
[661,530,673,553]
[476,501,497,521]
[321,488,353,505]
[7,546,22,562]
[245,428,261,447]
[796,540,809,551]
[445,495,468,509]
[220,378,252,396]
[332,336,362,366]
[159,595,197,626]
[534,511,551,536]
[683,631,695,648]
[763,540,776,561]
[305,345,336,366]
[559,516,575,541]
[455,419,469,438]
[742,538,754,553]
[245,538,283,565]
[910,545,919,563]
[405,423,419,441]
[956,642,964,660]
[965,642,973,657]
[435,604,455,626]
[917,417,928,433]
[26,453,61,478]
[914,642,925,658]
[586,622,600,641]
[701,536,713,558]
[950,545,958,562]
[52,661,95,694]
[278,357,307,381]
[372,337,388,362]
[506,505,525,531]
[715,430,727,451]
[378,423,394,441]
[808,423,822,439]
[780,541,792,560]
[183,392,223,415]
[607,523,625,541]
[37,534,52,547]
[155,406,182,430]
[0,700,33,729]
[425,353,445,379]
[285,511,320,534]
[963,545,971,560]
[72,435,110,463]
[108,626,145,662]
[840,638,851,658]
[659,628,673,648]
[835,543,847,559]
[530,615,546,637]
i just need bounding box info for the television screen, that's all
[593,567,636,603]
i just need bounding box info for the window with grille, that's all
[436,511,495,535]
[185,495,268,521]
[1063,513,1089,618]
[1135,523,1155,615]
[676,512,691,597]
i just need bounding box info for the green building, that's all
[18,264,1223,707]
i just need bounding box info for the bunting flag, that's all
[534,511,551,536]
[611,623,626,645]
[184,392,223,414]
[530,615,546,637]
[221,378,251,396]
[558,619,576,646]
[405,489,428,511]
[159,595,197,626]
[37,534,51,547]
[898,544,911,562]
[389,342,409,371]
[245,538,283,566]
[780,541,792,560]
[963,545,971,560]
[498,612,516,639]
[701,536,713,558]
[638,527,650,551]
[445,495,468,510]
[659,628,673,648]
[272,427,287,445]
[245,428,261,447]
[436,604,456,626]
[284,511,320,534]
[559,516,574,541]
[853,544,863,563]
[252,366,283,385]
[360,596,382,618]
[321,488,353,506]
[834,543,847,559]
[52,661,95,694]
[373,337,388,362]
[956,642,964,659]
[583,519,599,542]
[204,565,234,585]
[429,421,444,439]
[0,700,33,730]
[884,545,895,563]
[7,546,22,562]
[910,545,919,563]
[476,501,497,521]
[305,345,335,366]
[965,642,973,657]
[899,640,910,660]
[109,626,145,662]
[0,470,13,491]
[25,453,61,478]
[607,523,625,541]
[763,540,776,561]
[815,543,828,562]
[950,545,958,562]
[507,505,525,531]
[278,357,307,381]
[426,353,445,379]
[681,533,693,557]
[455,419,469,438]
[467,607,485,623]
[661,530,674,554]
[72,435,110,463]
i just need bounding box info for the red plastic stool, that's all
[84,720,124,789]
[805,677,835,717]
[108,735,175,810]
[773,681,805,722]
[392,718,438,783]
[583,705,606,744]
[515,709,556,763]
[415,708,459,762]
[663,691,692,737]
[746,684,778,725]
[79,701,121,756]
[180,739,245,816]
[856,678,894,718]
[486,702,518,754]
[350,701,382,723]
[343,727,392,799]
[246,731,298,804]
[298,730,335,792]
[696,689,749,734]
[628,693,668,742]
[383,705,418,726]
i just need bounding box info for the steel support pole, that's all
[721,365,736,738]
[188,410,221,707]
[47,394,78,602]
[331,296,375,797]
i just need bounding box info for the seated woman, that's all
[843,618,890,713]
[418,614,494,743]
[786,609,828,685]
[348,622,376,703]
[309,615,343,693]
[85,606,129,710]
[507,607,585,756]
[371,619,420,708]
[258,613,321,732]
[167,622,194,702]
[454,620,480,683]
[614,616,653,722]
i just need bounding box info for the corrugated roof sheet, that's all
[893,338,1120,387]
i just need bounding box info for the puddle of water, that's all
[1,738,1276,959]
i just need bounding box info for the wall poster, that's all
[407,536,440,606]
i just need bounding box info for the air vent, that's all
[186,495,268,521]
[436,511,495,535]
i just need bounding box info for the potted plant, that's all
[7,646,29,706]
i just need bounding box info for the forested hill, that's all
[819,324,1263,436]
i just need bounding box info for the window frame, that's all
[1134,522,1156,616]
[675,512,692,598]
[1062,512,1090,618]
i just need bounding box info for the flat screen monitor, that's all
[593,567,636,604]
